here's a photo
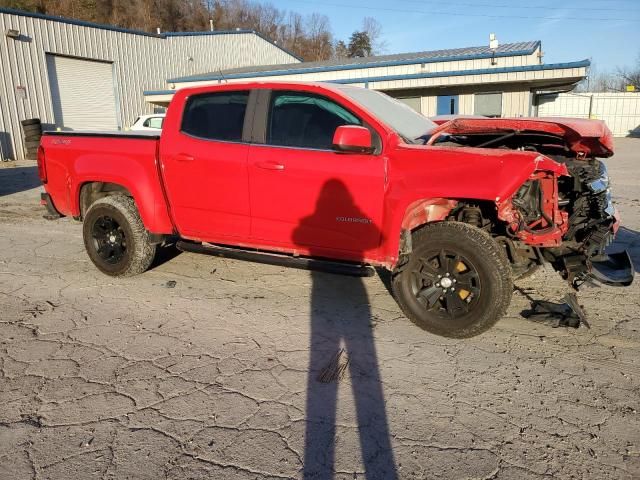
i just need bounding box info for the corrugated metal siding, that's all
[0,11,299,160]
[502,90,530,117]
[537,92,640,136]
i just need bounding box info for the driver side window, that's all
[267,91,362,150]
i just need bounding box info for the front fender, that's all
[379,146,567,266]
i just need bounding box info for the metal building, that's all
[145,39,588,121]
[538,92,640,136]
[0,7,300,161]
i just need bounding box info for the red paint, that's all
[39,82,619,269]
[37,146,47,183]
[429,117,614,158]
[332,125,373,152]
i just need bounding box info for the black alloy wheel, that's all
[82,195,156,277]
[91,215,128,265]
[410,249,481,318]
[392,221,513,338]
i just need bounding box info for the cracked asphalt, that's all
[1,139,639,479]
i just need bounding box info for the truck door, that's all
[247,90,385,260]
[159,90,251,241]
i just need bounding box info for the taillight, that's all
[37,145,47,184]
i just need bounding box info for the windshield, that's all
[334,85,437,143]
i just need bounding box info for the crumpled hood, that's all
[429,117,614,158]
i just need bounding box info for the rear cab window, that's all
[181,91,249,142]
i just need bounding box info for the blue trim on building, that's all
[143,90,177,96]
[169,42,542,83]
[163,29,255,37]
[326,60,591,85]
[0,7,302,60]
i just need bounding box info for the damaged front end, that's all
[499,158,634,288]
[430,117,634,289]
[545,157,633,288]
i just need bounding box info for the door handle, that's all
[255,161,285,171]
[175,153,195,162]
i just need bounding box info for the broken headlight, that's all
[587,161,609,194]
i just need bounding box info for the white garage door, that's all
[47,54,119,131]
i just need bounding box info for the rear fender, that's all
[71,157,173,234]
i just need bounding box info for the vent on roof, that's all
[489,33,499,50]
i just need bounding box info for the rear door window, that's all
[182,91,249,141]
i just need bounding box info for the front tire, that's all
[392,221,513,338]
[83,195,156,277]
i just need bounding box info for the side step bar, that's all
[176,240,375,277]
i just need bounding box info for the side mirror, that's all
[332,125,374,154]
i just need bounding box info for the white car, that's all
[131,114,165,131]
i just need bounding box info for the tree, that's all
[348,31,372,58]
[334,40,348,59]
[362,17,386,55]
[617,53,640,90]
[339,17,385,59]
[576,55,640,93]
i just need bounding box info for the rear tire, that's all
[83,195,156,277]
[392,221,513,338]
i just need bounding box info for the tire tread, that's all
[392,221,513,338]
[83,195,155,277]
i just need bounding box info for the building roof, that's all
[168,40,542,83]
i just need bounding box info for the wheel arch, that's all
[79,181,133,219]
[389,197,502,266]
[78,181,166,243]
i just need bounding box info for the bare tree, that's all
[361,17,386,55]
[617,52,640,90]
[303,13,333,61]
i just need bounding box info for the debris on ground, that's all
[165,280,177,288]
[318,348,350,383]
[522,292,589,328]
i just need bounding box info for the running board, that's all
[176,241,375,277]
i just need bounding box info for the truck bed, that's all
[39,130,172,234]
[43,130,161,140]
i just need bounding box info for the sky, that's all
[270,0,640,71]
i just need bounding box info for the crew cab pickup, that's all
[38,82,634,338]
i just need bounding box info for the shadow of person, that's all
[293,179,397,479]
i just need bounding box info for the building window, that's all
[396,97,422,113]
[474,92,503,117]
[436,95,459,115]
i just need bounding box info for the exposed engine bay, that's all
[428,119,634,289]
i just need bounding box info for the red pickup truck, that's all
[38,82,633,337]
